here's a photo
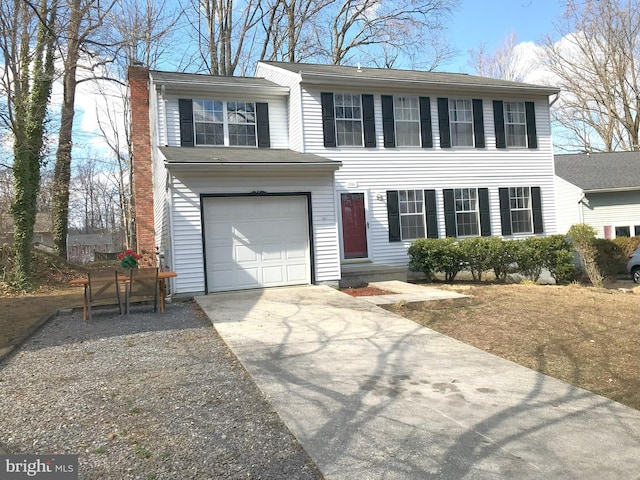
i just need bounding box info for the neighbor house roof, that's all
[259,61,560,96]
[554,152,640,192]
[0,212,52,233]
[159,146,341,172]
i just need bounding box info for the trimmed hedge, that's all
[408,235,576,284]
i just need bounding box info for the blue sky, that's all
[446,0,565,72]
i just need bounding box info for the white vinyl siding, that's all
[168,172,340,294]
[297,87,556,267]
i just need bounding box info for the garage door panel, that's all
[204,196,311,292]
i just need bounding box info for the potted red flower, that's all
[118,249,141,269]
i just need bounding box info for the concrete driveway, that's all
[196,285,640,480]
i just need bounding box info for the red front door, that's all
[341,193,368,259]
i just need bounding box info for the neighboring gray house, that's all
[130,62,560,295]
[554,152,640,237]
[0,213,54,248]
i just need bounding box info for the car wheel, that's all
[633,267,640,284]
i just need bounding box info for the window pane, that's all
[635,225,640,236]
[195,122,224,145]
[229,124,256,146]
[449,99,474,147]
[334,93,363,146]
[505,101,527,147]
[508,186,533,233]
[399,189,425,240]
[511,210,532,234]
[336,120,363,146]
[456,212,478,236]
[616,226,631,237]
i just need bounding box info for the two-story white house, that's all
[129,62,559,295]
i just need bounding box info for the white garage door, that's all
[203,196,311,292]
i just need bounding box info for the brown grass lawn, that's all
[383,282,640,410]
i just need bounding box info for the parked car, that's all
[627,245,640,283]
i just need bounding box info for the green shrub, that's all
[514,237,545,281]
[613,236,640,258]
[593,238,625,277]
[488,238,519,282]
[567,224,602,287]
[537,235,577,283]
[408,238,464,282]
[458,237,494,281]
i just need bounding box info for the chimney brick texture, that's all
[128,65,156,265]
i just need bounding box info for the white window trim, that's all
[509,186,533,234]
[194,99,257,148]
[394,96,420,147]
[454,187,480,237]
[449,99,474,148]
[399,189,426,240]
[334,93,364,147]
[504,101,527,148]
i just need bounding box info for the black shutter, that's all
[387,190,401,242]
[437,98,451,148]
[256,102,270,148]
[362,94,376,147]
[493,100,506,149]
[498,187,512,236]
[525,101,537,149]
[321,92,336,147]
[473,99,485,148]
[178,99,194,147]
[419,97,433,148]
[381,95,395,148]
[443,189,456,237]
[478,188,491,236]
[425,189,438,238]
[531,186,543,233]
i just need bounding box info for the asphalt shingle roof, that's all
[554,152,640,191]
[158,146,340,166]
[259,61,559,95]
[149,71,287,91]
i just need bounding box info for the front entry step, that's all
[340,263,407,288]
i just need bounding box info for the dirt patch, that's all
[341,286,393,297]
[383,283,640,410]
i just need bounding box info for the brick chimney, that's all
[128,65,156,265]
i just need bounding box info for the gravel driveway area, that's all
[0,301,323,479]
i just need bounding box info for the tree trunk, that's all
[52,0,82,259]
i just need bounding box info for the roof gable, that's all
[554,152,640,191]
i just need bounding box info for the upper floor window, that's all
[334,93,363,146]
[449,99,474,147]
[509,186,533,233]
[394,96,420,147]
[504,101,527,147]
[493,100,537,149]
[399,189,425,239]
[454,187,479,236]
[193,99,256,147]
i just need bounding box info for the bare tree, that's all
[468,31,531,82]
[52,0,116,259]
[322,0,457,66]
[190,0,265,75]
[543,0,640,152]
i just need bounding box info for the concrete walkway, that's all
[196,285,640,480]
